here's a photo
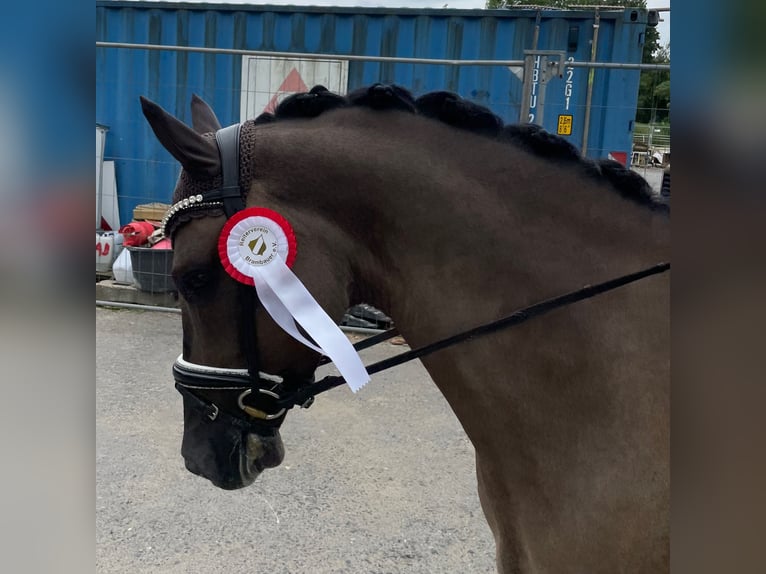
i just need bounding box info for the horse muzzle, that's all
[172,355,290,489]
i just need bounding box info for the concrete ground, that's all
[97,307,495,574]
[631,165,665,195]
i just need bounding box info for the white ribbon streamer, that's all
[253,257,370,392]
[253,277,325,356]
[220,210,370,392]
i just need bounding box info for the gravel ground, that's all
[97,307,495,573]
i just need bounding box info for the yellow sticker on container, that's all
[557,114,573,136]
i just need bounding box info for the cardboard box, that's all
[132,202,170,222]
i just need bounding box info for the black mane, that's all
[255,83,666,212]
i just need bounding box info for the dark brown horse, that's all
[141,85,669,573]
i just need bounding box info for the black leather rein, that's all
[168,121,670,431]
[278,261,670,409]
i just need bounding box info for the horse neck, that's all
[252,110,669,349]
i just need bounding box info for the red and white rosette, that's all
[218,208,369,392]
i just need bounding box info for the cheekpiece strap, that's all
[215,123,244,218]
[213,123,263,386]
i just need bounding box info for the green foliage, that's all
[637,34,670,123]
[654,79,670,101]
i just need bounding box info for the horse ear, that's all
[140,96,220,178]
[190,94,222,134]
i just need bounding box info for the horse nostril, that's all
[247,434,285,469]
[246,435,266,460]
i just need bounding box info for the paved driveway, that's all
[97,307,495,573]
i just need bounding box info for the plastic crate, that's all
[127,247,175,293]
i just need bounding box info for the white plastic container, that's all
[96,231,124,273]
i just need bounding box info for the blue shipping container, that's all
[97,1,650,222]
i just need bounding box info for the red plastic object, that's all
[152,238,172,250]
[118,221,155,247]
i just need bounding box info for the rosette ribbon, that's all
[218,208,370,392]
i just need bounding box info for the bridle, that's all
[170,123,311,433]
[169,123,671,434]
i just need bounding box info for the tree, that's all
[636,39,670,124]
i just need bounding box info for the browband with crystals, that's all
[161,124,244,238]
[161,194,223,237]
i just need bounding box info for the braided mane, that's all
[254,83,667,213]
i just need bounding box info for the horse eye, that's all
[177,269,215,301]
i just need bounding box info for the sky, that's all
[146,1,670,47]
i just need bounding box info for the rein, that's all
[168,120,670,430]
[279,261,670,409]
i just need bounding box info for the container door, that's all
[239,56,349,122]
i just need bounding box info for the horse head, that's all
[140,95,355,490]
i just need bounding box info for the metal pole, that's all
[95,41,668,71]
[536,55,549,126]
[96,300,180,314]
[531,10,541,52]
[519,53,535,123]
[96,126,107,230]
[526,11,542,124]
[96,42,524,67]
[581,9,600,156]
[567,61,668,70]
[95,300,387,335]
[340,326,386,336]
